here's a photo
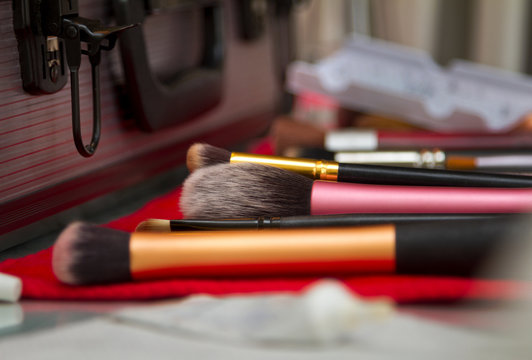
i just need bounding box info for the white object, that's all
[0,272,22,303]
[476,155,532,169]
[0,303,23,330]
[325,129,378,151]
[116,279,393,345]
[301,280,393,343]
[287,35,532,132]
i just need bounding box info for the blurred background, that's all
[294,0,532,73]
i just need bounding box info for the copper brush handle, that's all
[130,225,395,279]
[129,218,520,279]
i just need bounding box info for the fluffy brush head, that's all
[52,222,131,285]
[180,162,313,219]
[186,143,231,172]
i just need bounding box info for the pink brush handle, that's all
[311,181,532,214]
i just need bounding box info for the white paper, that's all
[287,35,532,132]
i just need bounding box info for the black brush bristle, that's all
[52,222,131,285]
[187,143,231,171]
[180,162,314,218]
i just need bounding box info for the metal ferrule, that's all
[230,152,339,181]
[335,149,446,169]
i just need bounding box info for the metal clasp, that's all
[56,14,136,156]
[55,7,137,156]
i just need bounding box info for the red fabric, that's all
[0,139,530,303]
[1,185,529,303]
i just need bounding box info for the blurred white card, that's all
[287,35,532,132]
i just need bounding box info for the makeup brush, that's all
[180,163,532,219]
[186,143,532,187]
[135,214,506,232]
[286,147,532,172]
[53,218,526,285]
[270,117,532,154]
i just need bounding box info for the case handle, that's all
[60,17,135,156]
[112,0,224,131]
[13,0,136,157]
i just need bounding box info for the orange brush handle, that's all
[129,226,396,279]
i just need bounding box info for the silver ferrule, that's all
[335,149,446,168]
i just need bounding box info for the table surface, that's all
[1,296,531,359]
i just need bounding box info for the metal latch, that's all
[13,0,136,157]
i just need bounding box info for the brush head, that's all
[186,143,231,172]
[180,162,313,218]
[135,219,171,232]
[52,222,132,285]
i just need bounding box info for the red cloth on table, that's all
[0,139,529,303]
[1,185,528,303]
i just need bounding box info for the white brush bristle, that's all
[180,162,313,219]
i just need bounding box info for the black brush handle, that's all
[171,214,506,230]
[278,213,505,228]
[338,163,532,187]
[170,218,278,230]
[395,217,526,276]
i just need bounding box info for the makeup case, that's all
[0,0,293,250]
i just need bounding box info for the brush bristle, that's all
[186,143,231,172]
[52,222,131,285]
[135,219,171,232]
[180,162,313,219]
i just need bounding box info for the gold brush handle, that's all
[230,152,339,181]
